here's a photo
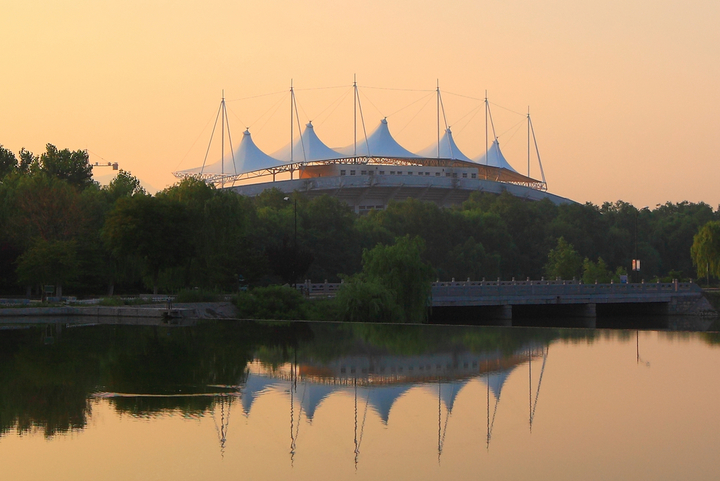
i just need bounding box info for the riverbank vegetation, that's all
[2,143,720,304]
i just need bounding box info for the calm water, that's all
[1,319,720,480]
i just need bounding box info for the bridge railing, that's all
[299,280,700,297]
[430,280,700,298]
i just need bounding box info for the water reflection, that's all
[2,320,720,481]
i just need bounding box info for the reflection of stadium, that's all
[225,343,549,464]
[174,84,574,211]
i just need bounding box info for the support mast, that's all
[221,90,225,189]
[436,79,440,159]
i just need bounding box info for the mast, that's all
[290,80,294,180]
[528,114,547,188]
[484,91,489,179]
[527,106,531,178]
[221,90,225,189]
[436,79,440,159]
[353,74,357,158]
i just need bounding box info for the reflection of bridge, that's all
[302,280,706,326]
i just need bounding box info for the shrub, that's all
[335,277,402,323]
[234,285,306,320]
[174,288,220,303]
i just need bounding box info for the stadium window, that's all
[340,170,346,175]
[368,170,374,175]
[471,173,477,179]
[390,171,395,175]
[407,171,413,175]
[350,170,356,175]
[445,173,451,177]
[379,171,385,175]
[462,173,467,178]
[361,170,367,175]
[425,172,430,176]
[397,171,402,175]
[435,172,441,176]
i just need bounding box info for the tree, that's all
[0,145,16,179]
[690,221,720,284]
[359,235,434,323]
[17,148,35,174]
[335,277,402,323]
[103,170,146,201]
[545,237,582,280]
[103,194,190,294]
[582,257,611,284]
[15,239,79,299]
[8,174,85,246]
[38,144,94,190]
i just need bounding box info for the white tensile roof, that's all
[271,121,348,162]
[339,118,419,159]
[473,139,519,173]
[481,369,511,400]
[179,129,286,176]
[417,128,473,162]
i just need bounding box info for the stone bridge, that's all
[302,280,709,326]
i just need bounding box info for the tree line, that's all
[1,143,719,298]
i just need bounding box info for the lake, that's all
[1,319,719,480]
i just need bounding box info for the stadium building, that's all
[174,84,573,211]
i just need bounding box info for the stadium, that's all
[173,83,573,211]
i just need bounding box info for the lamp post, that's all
[284,196,298,286]
[633,206,648,283]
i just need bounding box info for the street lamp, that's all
[284,196,298,286]
[633,206,648,283]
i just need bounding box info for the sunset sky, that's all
[2,0,718,207]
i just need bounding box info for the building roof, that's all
[271,121,347,162]
[339,118,420,159]
[474,139,519,173]
[417,128,473,162]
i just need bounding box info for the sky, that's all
[2,0,719,207]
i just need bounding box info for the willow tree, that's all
[690,221,720,284]
[334,235,434,323]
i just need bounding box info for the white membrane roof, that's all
[339,118,419,159]
[473,140,519,173]
[179,129,285,176]
[417,128,473,161]
[271,121,347,162]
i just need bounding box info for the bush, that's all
[233,285,307,320]
[174,288,221,303]
[335,278,402,323]
[99,297,125,306]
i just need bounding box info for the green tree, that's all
[8,174,85,246]
[15,239,79,299]
[545,237,582,280]
[359,235,434,323]
[335,278,402,323]
[690,221,720,284]
[103,194,190,294]
[103,169,146,201]
[0,145,16,179]
[582,257,611,284]
[38,144,94,190]
[17,148,36,174]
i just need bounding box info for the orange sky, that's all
[2,0,719,206]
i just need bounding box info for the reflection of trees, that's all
[0,320,600,439]
[0,325,100,437]
[0,321,297,437]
